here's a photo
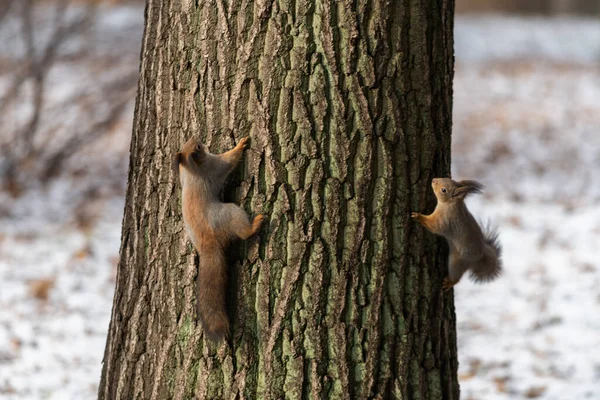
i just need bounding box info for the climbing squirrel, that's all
[174,136,264,341]
[411,178,502,291]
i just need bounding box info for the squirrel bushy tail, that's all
[196,240,229,341]
[470,223,503,282]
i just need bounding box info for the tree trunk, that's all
[99,0,457,399]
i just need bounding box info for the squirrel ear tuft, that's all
[454,180,484,199]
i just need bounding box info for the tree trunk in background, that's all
[99,0,457,399]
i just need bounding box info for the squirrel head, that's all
[431,178,484,203]
[173,137,207,178]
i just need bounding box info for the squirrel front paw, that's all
[253,214,265,225]
[251,214,265,235]
[410,212,420,220]
[238,137,250,150]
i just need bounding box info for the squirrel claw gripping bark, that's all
[442,277,456,291]
[238,136,249,149]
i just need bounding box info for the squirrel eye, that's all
[441,188,447,193]
[196,144,202,151]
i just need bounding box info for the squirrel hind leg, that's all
[220,204,264,240]
[447,252,469,287]
[443,251,474,291]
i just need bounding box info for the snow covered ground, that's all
[0,6,599,399]
[0,187,123,399]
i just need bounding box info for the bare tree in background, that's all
[0,0,138,195]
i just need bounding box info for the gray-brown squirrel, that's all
[411,178,502,290]
[174,137,264,340]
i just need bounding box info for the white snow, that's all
[0,5,599,399]
[0,187,123,399]
[455,199,600,399]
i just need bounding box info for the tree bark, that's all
[99,0,457,399]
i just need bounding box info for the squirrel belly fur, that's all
[174,137,264,341]
[411,178,502,291]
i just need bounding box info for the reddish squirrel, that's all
[174,137,264,340]
[411,178,502,290]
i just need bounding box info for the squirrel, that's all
[411,178,502,291]
[174,136,264,341]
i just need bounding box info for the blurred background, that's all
[0,0,598,399]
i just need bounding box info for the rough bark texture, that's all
[99,0,457,399]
